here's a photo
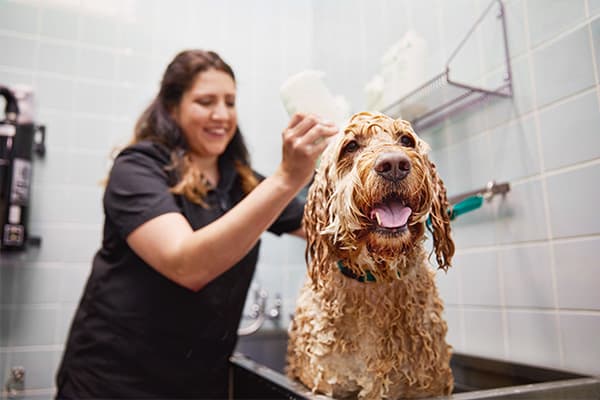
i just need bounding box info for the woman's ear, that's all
[169,105,179,122]
[426,157,455,272]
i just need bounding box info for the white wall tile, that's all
[59,265,90,303]
[406,0,445,80]
[560,312,600,374]
[5,349,60,390]
[445,109,487,145]
[539,91,600,171]
[76,47,117,82]
[533,27,595,108]
[72,81,114,115]
[463,308,505,358]
[69,114,112,150]
[79,13,120,48]
[526,0,586,47]
[5,307,57,347]
[0,68,34,88]
[489,116,540,182]
[435,262,461,305]
[484,55,535,128]
[0,35,37,70]
[503,0,528,59]
[67,151,111,187]
[61,226,102,263]
[10,266,62,305]
[506,310,561,368]
[442,306,463,351]
[590,0,600,16]
[33,75,75,112]
[20,224,68,263]
[30,146,71,186]
[57,304,77,345]
[0,349,6,389]
[0,1,39,35]
[40,4,80,42]
[445,133,493,195]
[116,53,155,86]
[456,251,500,307]
[0,266,17,306]
[500,244,555,308]
[36,41,78,77]
[480,0,515,73]
[450,203,497,249]
[546,164,600,238]
[554,238,600,310]
[590,18,600,81]
[28,186,72,225]
[495,180,549,244]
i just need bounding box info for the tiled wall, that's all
[312,0,600,376]
[0,0,313,393]
[1,0,599,394]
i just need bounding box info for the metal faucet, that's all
[4,366,25,398]
[238,286,282,336]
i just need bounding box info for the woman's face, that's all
[173,69,237,159]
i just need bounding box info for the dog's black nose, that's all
[374,152,411,182]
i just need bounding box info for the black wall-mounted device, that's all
[0,85,46,251]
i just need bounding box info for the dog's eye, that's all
[400,135,415,148]
[343,140,360,153]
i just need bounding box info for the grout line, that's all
[0,344,64,353]
[585,2,600,113]
[453,231,600,255]
[446,304,600,315]
[527,10,600,53]
[447,84,598,148]
[521,0,564,366]
[586,0,591,18]
[543,157,600,176]
[496,247,510,358]
[0,28,136,56]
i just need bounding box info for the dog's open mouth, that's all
[369,195,412,235]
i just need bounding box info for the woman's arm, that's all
[126,114,334,291]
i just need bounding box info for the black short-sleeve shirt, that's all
[56,141,304,399]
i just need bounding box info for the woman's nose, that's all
[211,102,230,120]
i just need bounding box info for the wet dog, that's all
[287,112,455,399]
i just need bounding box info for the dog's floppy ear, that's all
[426,157,455,271]
[303,163,334,285]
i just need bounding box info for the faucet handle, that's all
[268,293,282,320]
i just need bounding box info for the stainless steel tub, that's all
[230,329,600,399]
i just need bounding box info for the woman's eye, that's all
[400,135,415,147]
[343,140,359,153]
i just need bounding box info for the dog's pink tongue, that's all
[371,202,412,228]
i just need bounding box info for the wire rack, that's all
[381,0,513,130]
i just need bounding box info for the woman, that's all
[55,50,337,399]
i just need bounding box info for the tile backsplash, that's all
[1,0,599,393]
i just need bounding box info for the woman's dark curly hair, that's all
[133,49,257,206]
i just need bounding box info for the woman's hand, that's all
[276,113,338,190]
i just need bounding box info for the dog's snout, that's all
[374,152,411,182]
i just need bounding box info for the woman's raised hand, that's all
[277,113,338,190]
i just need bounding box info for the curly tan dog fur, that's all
[287,112,455,399]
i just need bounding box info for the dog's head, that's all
[304,112,454,282]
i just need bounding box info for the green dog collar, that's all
[337,260,376,283]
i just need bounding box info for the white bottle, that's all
[280,70,349,128]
